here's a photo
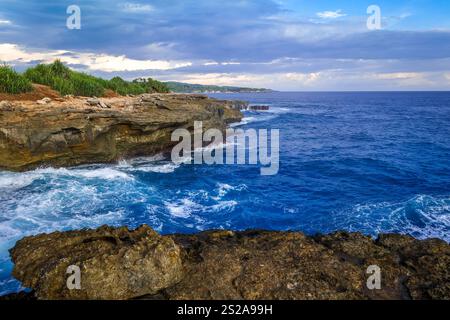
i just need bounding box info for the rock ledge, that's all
[7,225,450,300]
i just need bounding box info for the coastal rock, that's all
[8,226,450,300]
[0,94,243,171]
[248,105,270,111]
[36,97,52,105]
[10,225,183,300]
[0,100,14,111]
[224,100,249,110]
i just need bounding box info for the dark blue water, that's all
[1,92,450,294]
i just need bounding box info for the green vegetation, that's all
[107,77,146,95]
[164,81,272,93]
[1,61,270,96]
[0,60,170,97]
[133,78,171,93]
[0,65,33,94]
[24,61,106,96]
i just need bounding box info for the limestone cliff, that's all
[0,94,243,171]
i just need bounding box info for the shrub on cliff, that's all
[23,60,170,97]
[24,60,105,97]
[0,65,33,94]
[133,77,170,93]
[107,76,147,95]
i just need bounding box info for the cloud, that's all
[0,43,191,72]
[0,19,11,25]
[374,72,421,80]
[118,2,154,13]
[316,10,346,19]
[0,0,449,90]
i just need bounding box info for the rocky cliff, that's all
[7,225,450,300]
[0,94,243,171]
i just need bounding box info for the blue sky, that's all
[0,0,449,90]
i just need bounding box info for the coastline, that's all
[0,93,243,172]
[3,224,449,300]
[1,92,449,300]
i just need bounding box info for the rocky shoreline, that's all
[3,225,449,300]
[0,93,244,171]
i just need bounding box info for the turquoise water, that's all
[1,91,450,294]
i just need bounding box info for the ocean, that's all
[1,91,450,294]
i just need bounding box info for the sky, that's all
[0,0,449,91]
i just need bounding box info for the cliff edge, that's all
[0,94,243,171]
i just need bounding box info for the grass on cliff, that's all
[20,60,170,97]
[0,65,33,94]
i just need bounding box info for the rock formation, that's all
[7,225,450,300]
[0,94,243,171]
[10,225,183,300]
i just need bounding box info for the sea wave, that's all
[230,107,290,127]
[0,167,133,193]
[333,194,450,241]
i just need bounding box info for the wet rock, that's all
[248,105,269,111]
[226,100,249,110]
[8,226,450,300]
[10,225,183,300]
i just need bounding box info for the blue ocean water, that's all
[1,91,450,294]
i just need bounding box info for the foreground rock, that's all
[0,94,244,171]
[10,225,183,300]
[8,226,450,300]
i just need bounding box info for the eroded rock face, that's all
[10,225,183,300]
[8,226,450,300]
[0,94,243,171]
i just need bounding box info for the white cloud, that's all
[158,69,449,91]
[203,61,219,66]
[374,72,421,80]
[161,72,322,88]
[164,73,265,86]
[0,19,11,25]
[0,43,191,72]
[316,10,346,19]
[119,2,154,13]
[399,12,412,19]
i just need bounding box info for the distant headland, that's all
[164,81,274,93]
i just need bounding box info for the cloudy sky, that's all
[1,0,449,90]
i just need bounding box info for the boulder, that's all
[0,100,14,111]
[10,225,184,300]
[36,97,52,105]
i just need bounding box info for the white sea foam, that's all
[0,172,40,190]
[213,183,248,200]
[164,198,201,218]
[0,167,134,187]
[210,200,238,212]
[70,168,133,180]
[334,194,450,241]
[131,162,180,173]
[230,106,291,128]
[164,186,241,219]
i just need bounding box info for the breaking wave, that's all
[332,194,450,241]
